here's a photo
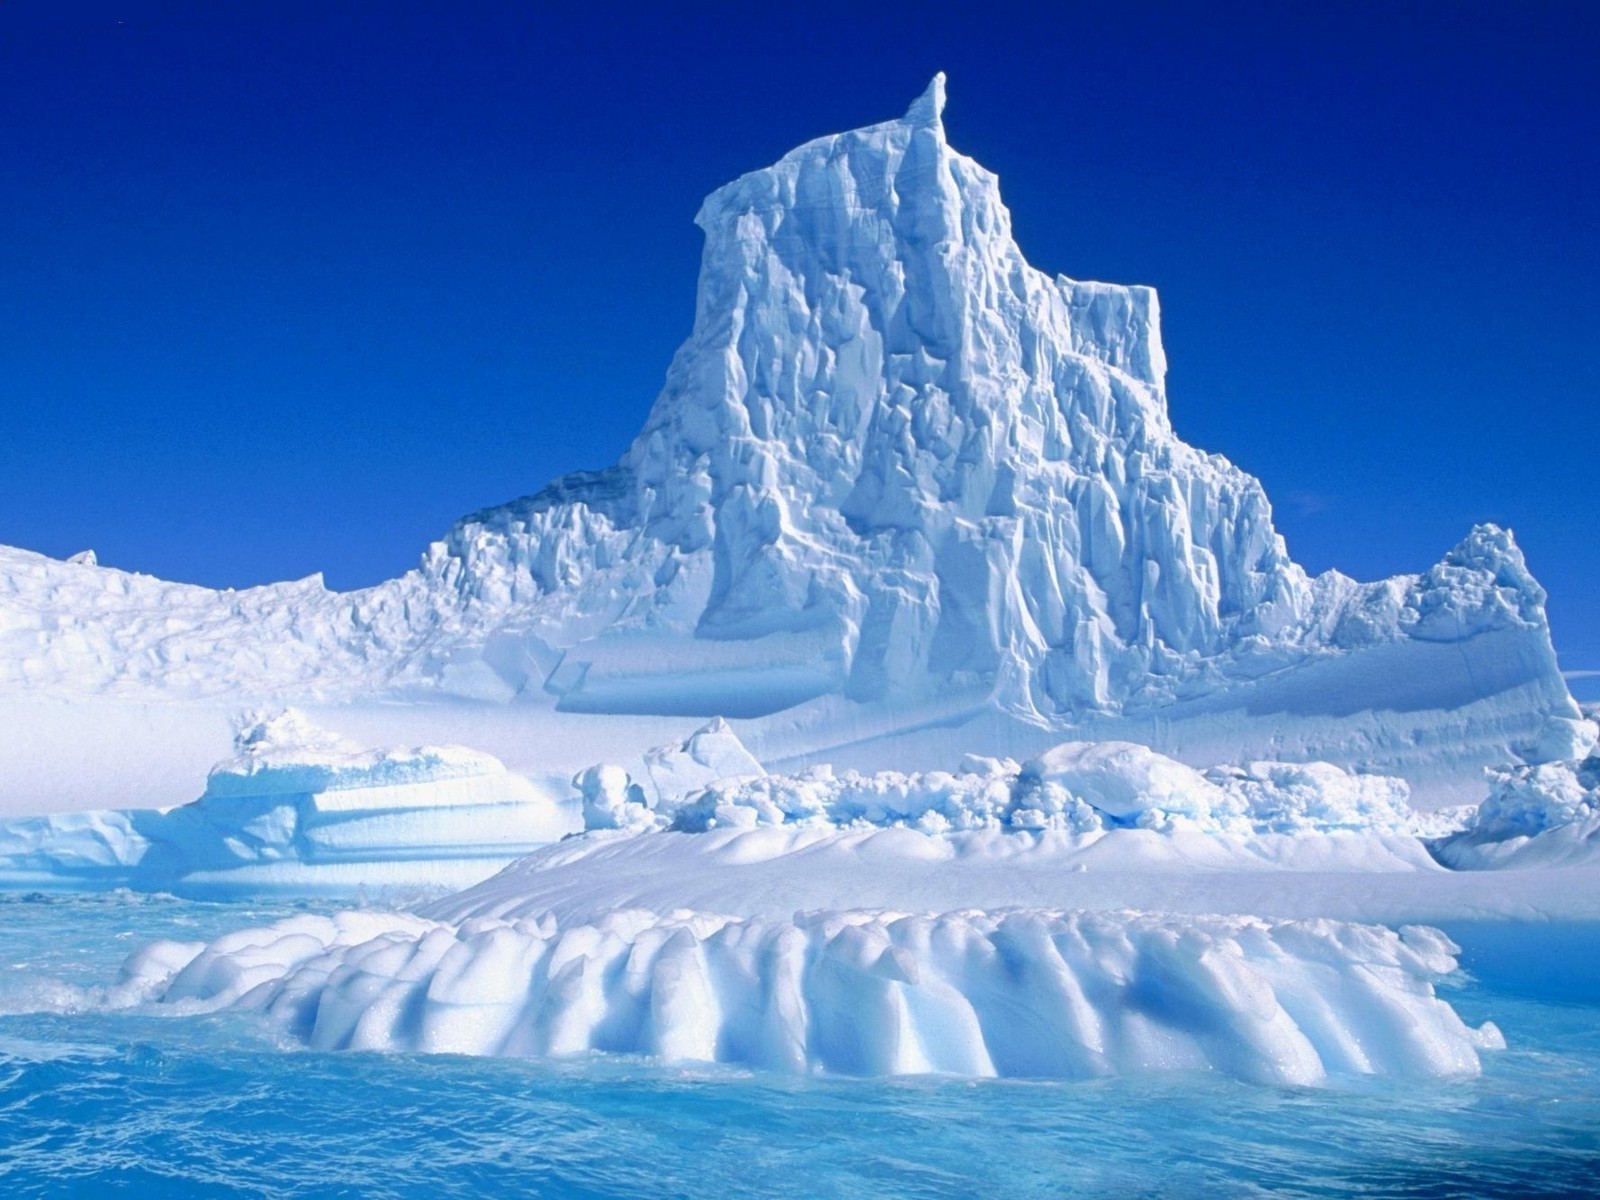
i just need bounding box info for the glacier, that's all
[0,74,1588,811]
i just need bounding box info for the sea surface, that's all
[1,892,1597,1199]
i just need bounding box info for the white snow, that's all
[117,906,1500,1085]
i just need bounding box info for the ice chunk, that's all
[1434,746,1600,869]
[573,764,653,831]
[641,718,766,805]
[1021,741,1230,822]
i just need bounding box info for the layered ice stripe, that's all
[121,907,1501,1086]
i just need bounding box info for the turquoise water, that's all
[1,893,1597,1199]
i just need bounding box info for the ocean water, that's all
[0,893,1597,1199]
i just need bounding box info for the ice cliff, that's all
[0,76,1583,794]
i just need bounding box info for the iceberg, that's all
[0,711,578,896]
[0,76,1585,808]
[1433,740,1600,869]
[116,906,1500,1086]
[2,77,1593,1094]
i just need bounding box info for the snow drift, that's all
[116,905,1500,1086]
[0,76,1585,804]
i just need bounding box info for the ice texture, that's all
[0,77,1583,804]
[664,741,1416,837]
[116,905,1500,1085]
[0,711,577,895]
[641,718,766,806]
[1434,741,1600,869]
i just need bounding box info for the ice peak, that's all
[905,72,947,130]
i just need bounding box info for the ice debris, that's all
[662,741,1418,837]
[1434,739,1600,869]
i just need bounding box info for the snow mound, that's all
[0,711,577,895]
[1024,742,1230,824]
[665,740,1418,837]
[573,764,653,833]
[0,77,1583,805]
[115,905,1499,1085]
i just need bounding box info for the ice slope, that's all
[114,906,1500,1085]
[0,76,1585,804]
[0,711,578,896]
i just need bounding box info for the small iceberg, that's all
[0,710,578,896]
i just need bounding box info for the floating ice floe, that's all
[114,905,1501,1087]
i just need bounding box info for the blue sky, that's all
[1,2,1596,695]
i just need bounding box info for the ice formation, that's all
[1434,741,1600,869]
[642,740,1416,837]
[0,711,577,895]
[641,718,766,806]
[117,906,1499,1086]
[0,76,1584,804]
[2,77,1594,1090]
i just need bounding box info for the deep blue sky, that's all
[2,2,1596,695]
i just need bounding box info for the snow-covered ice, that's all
[1434,739,1600,869]
[1,77,1595,1089]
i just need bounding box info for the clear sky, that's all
[2,2,1596,697]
